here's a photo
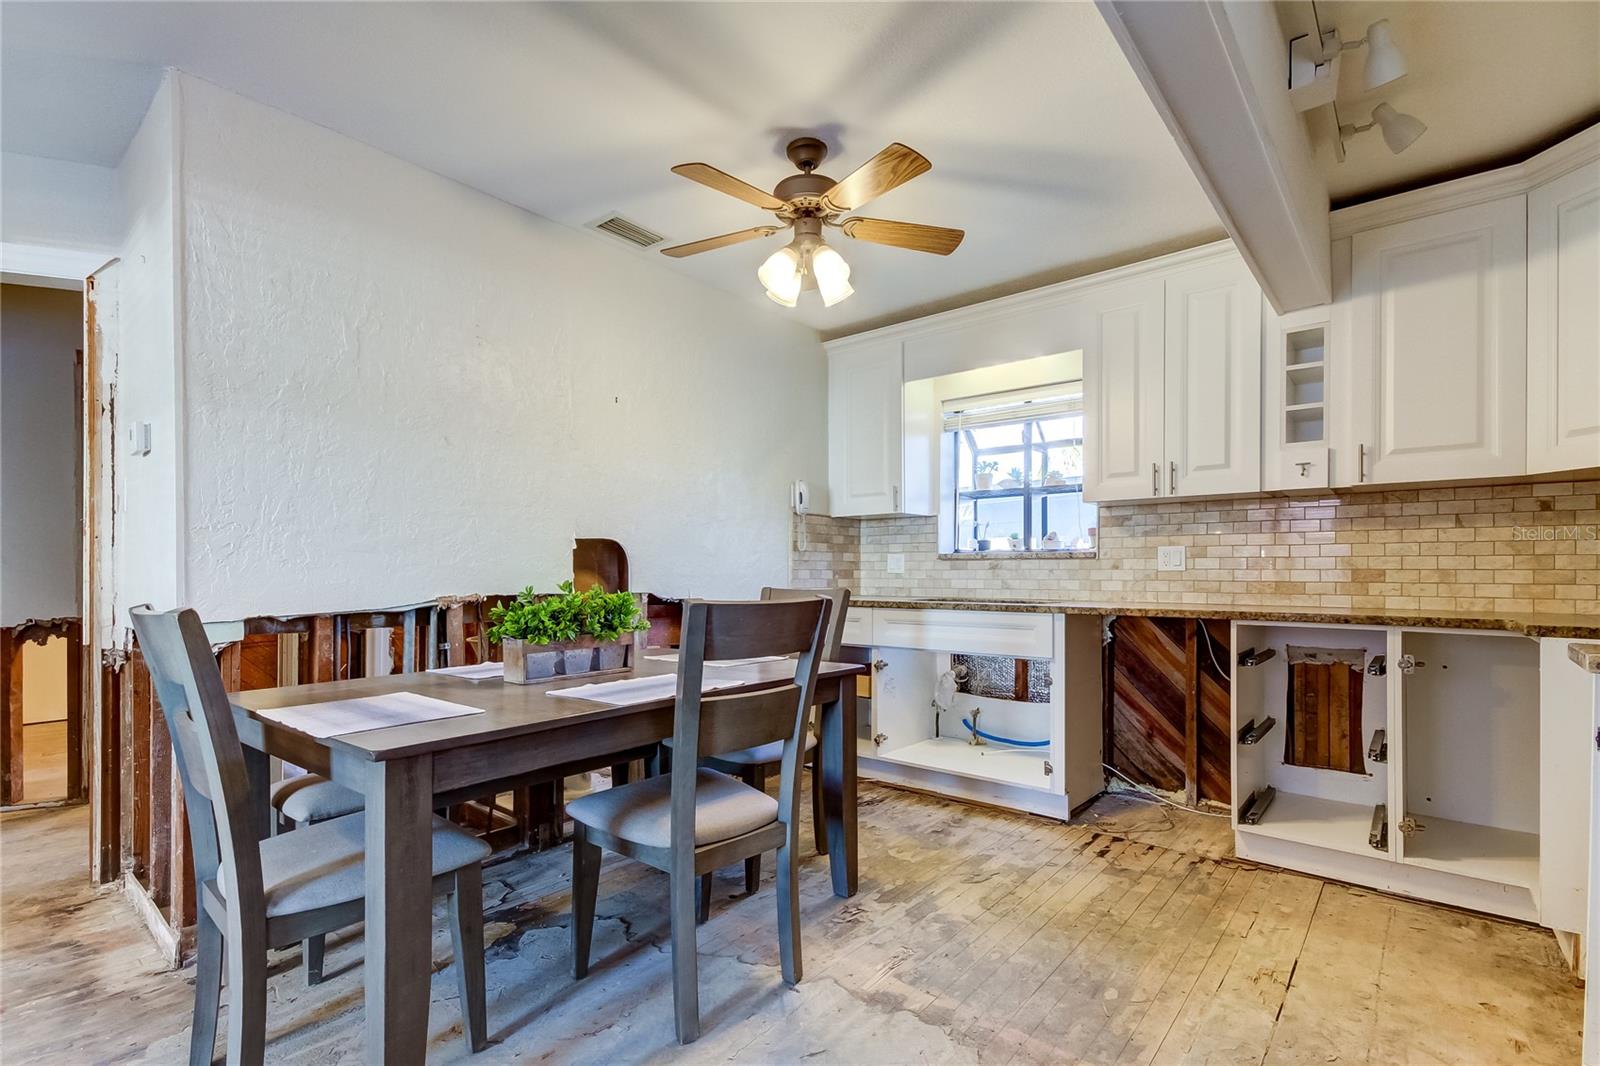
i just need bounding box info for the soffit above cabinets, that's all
[0,2,1222,336]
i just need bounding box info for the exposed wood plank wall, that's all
[1108,616,1231,807]
[0,619,86,808]
[1,628,22,804]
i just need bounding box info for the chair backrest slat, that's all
[761,586,850,660]
[129,606,264,917]
[669,598,831,845]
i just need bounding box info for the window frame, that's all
[945,386,1095,555]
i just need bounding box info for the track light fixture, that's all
[1339,102,1427,156]
[1290,17,1409,106]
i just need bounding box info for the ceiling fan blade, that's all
[840,217,964,255]
[820,143,931,213]
[671,163,786,211]
[659,225,784,258]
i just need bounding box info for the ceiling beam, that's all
[1097,0,1331,313]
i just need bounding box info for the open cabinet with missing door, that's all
[1234,619,1553,924]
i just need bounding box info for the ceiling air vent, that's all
[593,215,665,249]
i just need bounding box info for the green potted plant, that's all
[975,459,999,490]
[1043,466,1066,487]
[487,581,650,684]
[1000,466,1023,489]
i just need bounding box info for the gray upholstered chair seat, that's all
[218,813,490,918]
[566,768,778,849]
[269,774,363,824]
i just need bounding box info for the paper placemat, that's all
[548,672,750,707]
[427,662,505,680]
[254,691,485,738]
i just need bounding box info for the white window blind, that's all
[941,382,1084,431]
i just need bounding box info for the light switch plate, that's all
[1157,545,1187,572]
[886,552,906,574]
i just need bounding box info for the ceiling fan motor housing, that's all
[785,136,829,172]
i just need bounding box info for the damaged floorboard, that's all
[0,784,1582,1064]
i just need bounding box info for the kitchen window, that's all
[945,383,1097,554]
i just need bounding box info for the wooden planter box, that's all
[501,632,633,685]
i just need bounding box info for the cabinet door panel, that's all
[828,342,903,516]
[1082,278,1164,502]
[1529,161,1600,473]
[1350,198,1527,483]
[1164,257,1262,497]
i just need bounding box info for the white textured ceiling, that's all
[1278,1,1600,205]
[0,1,1224,335]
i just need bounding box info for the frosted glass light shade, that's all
[1361,20,1406,91]
[811,244,854,308]
[758,246,801,306]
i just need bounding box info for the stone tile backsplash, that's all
[791,478,1600,615]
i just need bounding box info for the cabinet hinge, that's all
[872,732,887,746]
[1043,759,1053,777]
[1396,654,1425,675]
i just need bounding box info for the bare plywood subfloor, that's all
[0,784,1581,1064]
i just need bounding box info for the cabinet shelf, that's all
[1237,791,1387,859]
[877,737,1052,792]
[1284,360,1325,376]
[1400,814,1539,891]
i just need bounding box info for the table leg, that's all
[819,680,858,897]
[361,753,434,1065]
[241,744,272,841]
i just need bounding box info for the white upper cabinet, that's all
[828,340,906,516]
[1163,256,1262,497]
[1528,159,1600,474]
[1082,277,1165,502]
[1348,196,1528,485]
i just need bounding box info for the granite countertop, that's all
[848,597,1600,640]
[1569,644,1600,673]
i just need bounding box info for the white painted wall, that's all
[0,283,82,624]
[171,73,826,619]
[1,152,122,257]
[112,74,182,626]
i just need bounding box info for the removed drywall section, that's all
[173,73,826,619]
[0,283,83,624]
[112,73,182,627]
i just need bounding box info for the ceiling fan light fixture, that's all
[811,244,854,308]
[758,246,802,306]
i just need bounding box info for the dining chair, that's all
[129,605,490,1066]
[267,772,363,985]
[565,596,832,1045]
[696,587,849,895]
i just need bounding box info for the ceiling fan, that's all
[660,137,964,308]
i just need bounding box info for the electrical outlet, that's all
[1157,545,1187,572]
[886,552,906,574]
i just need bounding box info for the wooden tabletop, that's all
[232,658,865,761]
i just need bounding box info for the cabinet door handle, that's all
[1169,460,1177,495]
[1358,443,1367,483]
[1152,462,1159,496]
[892,485,899,510]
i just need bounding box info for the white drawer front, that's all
[870,608,1055,658]
[840,607,873,647]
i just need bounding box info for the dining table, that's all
[229,655,865,1065]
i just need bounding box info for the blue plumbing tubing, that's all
[960,718,1050,748]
